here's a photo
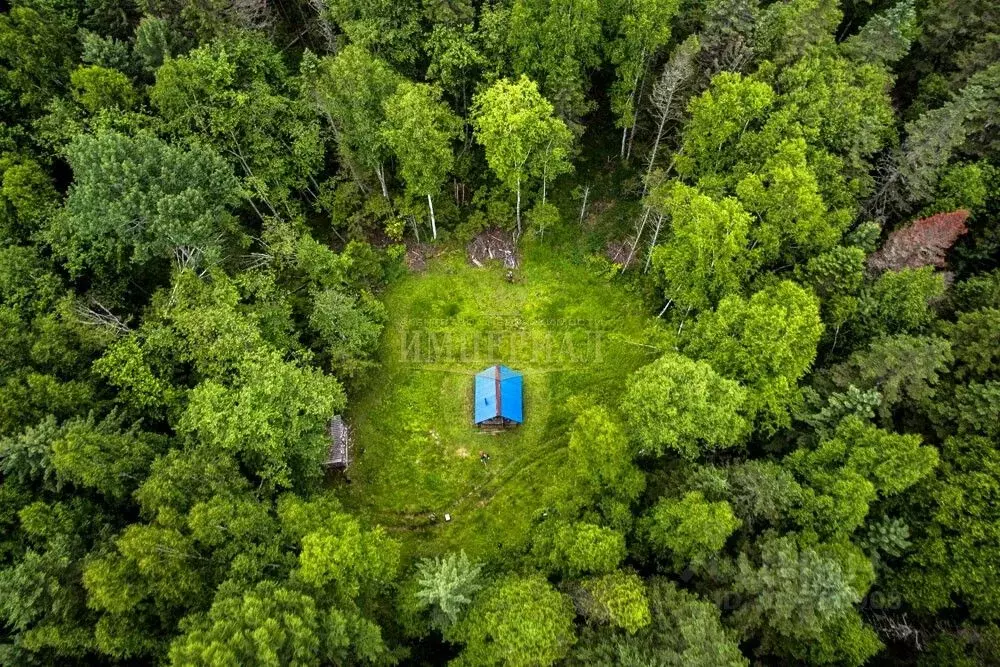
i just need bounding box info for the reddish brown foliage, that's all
[605,239,635,268]
[868,209,970,272]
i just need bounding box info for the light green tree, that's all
[735,138,851,263]
[301,45,402,199]
[800,417,937,499]
[563,405,644,522]
[685,280,823,430]
[776,51,896,191]
[451,574,576,666]
[179,350,344,490]
[414,551,482,630]
[575,570,651,634]
[426,24,486,114]
[648,181,754,311]
[508,0,602,128]
[647,491,741,569]
[531,521,627,577]
[383,82,462,239]
[309,288,386,378]
[134,448,246,522]
[151,34,324,216]
[472,75,573,233]
[168,582,344,666]
[0,155,59,242]
[622,352,749,459]
[858,266,945,337]
[160,492,401,666]
[69,66,136,114]
[755,0,841,66]
[674,72,775,179]
[605,0,682,158]
[570,578,748,665]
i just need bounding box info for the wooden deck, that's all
[325,415,351,469]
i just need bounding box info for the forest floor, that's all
[336,234,660,564]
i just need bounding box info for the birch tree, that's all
[383,82,462,239]
[647,182,754,312]
[472,76,572,234]
[642,35,701,196]
[537,134,574,205]
[301,46,402,200]
[606,0,682,159]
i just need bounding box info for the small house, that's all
[474,365,523,428]
[325,415,351,469]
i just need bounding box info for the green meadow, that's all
[337,241,660,562]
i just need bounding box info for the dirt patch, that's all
[405,243,434,272]
[583,199,615,228]
[365,224,396,249]
[467,228,518,268]
[605,239,636,268]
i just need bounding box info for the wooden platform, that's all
[325,415,351,469]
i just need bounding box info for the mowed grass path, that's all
[337,241,658,562]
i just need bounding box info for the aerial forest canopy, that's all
[1,0,999,664]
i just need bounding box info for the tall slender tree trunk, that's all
[626,58,649,161]
[643,111,669,197]
[626,206,650,267]
[516,176,522,235]
[427,194,437,239]
[375,163,389,199]
[410,215,420,243]
[578,185,590,224]
[644,213,664,272]
[622,47,647,161]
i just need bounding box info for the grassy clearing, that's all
[337,237,660,564]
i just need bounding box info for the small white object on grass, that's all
[444,513,451,522]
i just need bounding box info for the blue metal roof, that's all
[474,365,523,424]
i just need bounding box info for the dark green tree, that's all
[48,130,239,277]
[151,34,323,217]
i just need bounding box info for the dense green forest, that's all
[1,0,999,664]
